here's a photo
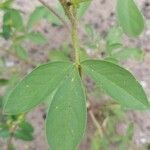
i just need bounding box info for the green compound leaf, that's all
[3,62,72,114]
[46,66,87,150]
[116,0,145,37]
[81,60,149,109]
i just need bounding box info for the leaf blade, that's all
[3,62,72,114]
[81,60,149,109]
[46,66,87,150]
[116,0,145,37]
[27,6,46,28]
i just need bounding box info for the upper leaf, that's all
[3,62,72,114]
[77,0,91,19]
[116,0,145,37]
[46,66,87,150]
[81,60,149,109]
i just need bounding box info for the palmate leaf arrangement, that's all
[3,0,150,149]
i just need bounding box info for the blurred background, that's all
[0,0,150,149]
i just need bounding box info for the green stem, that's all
[59,0,80,66]
[89,109,103,137]
[71,20,80,66]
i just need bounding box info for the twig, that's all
[38,0,70,30]
[89,109,103,137]
[6,123,18,150]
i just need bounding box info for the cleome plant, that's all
[2,0,150,149]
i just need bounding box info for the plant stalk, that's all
[59,0,81,67]
[89,110,103,137]
[7,123,18,150]
[71,20,80,66]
